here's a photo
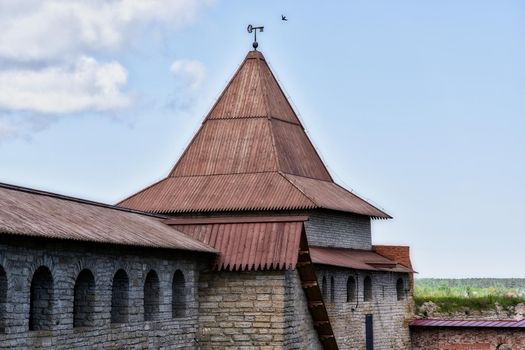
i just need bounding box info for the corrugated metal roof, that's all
[167,216,306,271]
[309,246,414,273]
[119,172,390,218]
[207,50,300,124]
[118,50,390,219]
[0,183,216,253]
[119,173,316,214]
[282,174,391,218]
[170,118,278,177]
[410,319,525,328]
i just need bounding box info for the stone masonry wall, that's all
[316,266,413,350]
[0,236,206,349]
[197,269,322,349]
[283,270,322,350]
[304,210,372,250]
[411,327,525,350]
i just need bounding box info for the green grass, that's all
[414,279,525,314]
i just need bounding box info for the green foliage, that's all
[414,278,525,314]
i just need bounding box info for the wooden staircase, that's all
[296,232,339,350]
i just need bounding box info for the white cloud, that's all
[0,0,213,62]
[0,57,129,114]
[170,59,207,89]
[0,0,213,138]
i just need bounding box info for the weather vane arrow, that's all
[247,24,264,50]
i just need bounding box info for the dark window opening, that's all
[172,270,186,318]
[110,269,129,324]
[73,269,95,328]
[330,276,335,302]
[29,266,53,331]
[321,275,327,298]
[346,276,356,302]
[364,276,372,302]
[396,278,405,301]
[144,270,160,321]
[0,266,7,331]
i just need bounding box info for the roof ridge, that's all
[278,172,317,208]
[0,182,167,219]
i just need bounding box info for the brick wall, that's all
[316,266,413,350]
[304,210,372,250]
[196,269,322,349]
[411,327,525,350]
[0,236,205,349]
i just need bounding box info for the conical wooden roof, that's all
[119,51,390,218]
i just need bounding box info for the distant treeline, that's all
[416,278,525,289]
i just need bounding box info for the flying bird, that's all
[281,15,287,21]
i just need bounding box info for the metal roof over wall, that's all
[410,319,525,329]
[166,216,306,271]
[310,246,414,273]
[0,183,216,253]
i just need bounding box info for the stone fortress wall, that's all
[316,266,413,350]
[0,236,204,349]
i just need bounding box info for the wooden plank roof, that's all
[119,50,390,218]
[0,183,216,253]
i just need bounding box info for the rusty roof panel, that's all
[309,246,413,273]
[208,51,299,124]
[169,217,305,271]
[410,319,525,328]
[0,183,216,253]
[271,119,332,181]
[282,174,391,218]
[170,118,278,177]
[119,172,390,218]
[119,173,316,214]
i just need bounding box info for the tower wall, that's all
[305,210,372,250]
[196,269,322,349]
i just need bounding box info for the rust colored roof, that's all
[410,319,525,328]
[373,245,413,269]
[118,50,390,219]
[309,246,414,273]
[119,172,389,218]
[0,183,216,253]
[166,216,306,271]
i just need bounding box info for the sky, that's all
[0,0,523,278]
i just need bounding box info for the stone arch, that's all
[396,277,405,301]
[330,276,335,302]
[0,266,6,330]
[363,275,372,302]
[347,276,356,302]
[172,270,186,318]
[321,275,327,298]
[29,266,54,331]
[144,270,160,321]
[111,269,129,324]
[73,269,95,328]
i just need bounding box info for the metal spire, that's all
[247,24,264,50]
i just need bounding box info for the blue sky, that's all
[0,1,523,278]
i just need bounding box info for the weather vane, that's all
[247,24,264,50]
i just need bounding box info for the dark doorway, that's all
[365,314,373,350]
